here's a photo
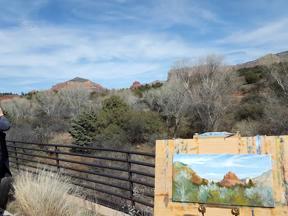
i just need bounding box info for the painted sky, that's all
[174,154,272,181]
[0,0,288,93]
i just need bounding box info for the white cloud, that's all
[0,23,219,92]
[175,154,224,165]
[0,25,216,64]
[0,24,208,66]
[175,154,265,169]
[0,0,47,24]
[65,0,219,28]
[220,18,288,46]
[150,0,220,27]
[1,0,287,92]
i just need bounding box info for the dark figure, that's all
[0,107,12,215]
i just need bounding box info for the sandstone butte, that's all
[130,81,142,90]
[219,171,244,188]
[51,77,105,92]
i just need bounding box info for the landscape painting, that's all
[172,154,274,207]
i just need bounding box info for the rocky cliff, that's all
[219,171,244,187]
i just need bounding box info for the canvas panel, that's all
[172,154,274,208]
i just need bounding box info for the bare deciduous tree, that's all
[58,88,91,116]
[144,79,189,138]
[109,89,140,110]
[264,95,288,135]
[1,98,33,121]
[173,55,237,131]
[269,62,288,98]
[35,91,61,117]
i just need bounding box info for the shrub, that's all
[234,95,265,121]
[70,96,165,148]
[94,124,128,148]
[124,111,164,144]
[132,82,163,97]
[238,66,267,84]
[9,169,84,216]
[232,120,261,136]
[100,95,130,127]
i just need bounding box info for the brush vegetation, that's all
[7,169,92,216]
[1,56,288,148]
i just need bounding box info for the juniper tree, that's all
[69,111,98,147]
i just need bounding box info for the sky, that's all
[174,154,272,181]
[0,0,288,93]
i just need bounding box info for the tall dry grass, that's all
[9,169,87,216]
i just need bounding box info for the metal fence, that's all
[6,140,155,215]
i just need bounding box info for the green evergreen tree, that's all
[99,95,130,127]
[69,95,165,149]
[69,111,98,147]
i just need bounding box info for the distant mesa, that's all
[168,50,288,80]
[130,81,142,90]
[51,77,105,92]
[219,171,244,188]
[0,94,19,102]
[235,51,288,69]
[70,77,90,82]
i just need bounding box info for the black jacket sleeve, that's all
[0,116,11,131]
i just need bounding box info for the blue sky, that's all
[0,0,288,93]
[174,154,272,181]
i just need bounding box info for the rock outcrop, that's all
[235,51,288,69]
[173,162,208,185]
[51,77,105,92]
[130,81,142,90]
[219,171,244,188]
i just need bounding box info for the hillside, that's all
[51,77,105,92]
[1,51,288,147]
[236,51,288,69]
[168,51,288,81]
[0,94,19,102]
[253,170,273,188]
[173,161,208,185]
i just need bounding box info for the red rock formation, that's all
[0,95,19,102]
[130,81,142,90]
[219,171,244,188]
[51,77,105,92]
[173,162,208,185]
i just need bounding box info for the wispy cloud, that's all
[0,20,218,92]
[174,154,272,180]
[0,0,288,92]
[149,0,220,27]
[0,0,47,24]
[220,18,288,46]
[174,154,223,165]
[66,0,219,28]
[0,0,223,91]
[0,24,210,64]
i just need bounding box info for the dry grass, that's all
[8,168,88,216]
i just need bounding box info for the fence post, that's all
[126,152,135,207]
[13,141,19,171]
[55,146,60,172]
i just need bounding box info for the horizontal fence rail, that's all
[6,140,155,215]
